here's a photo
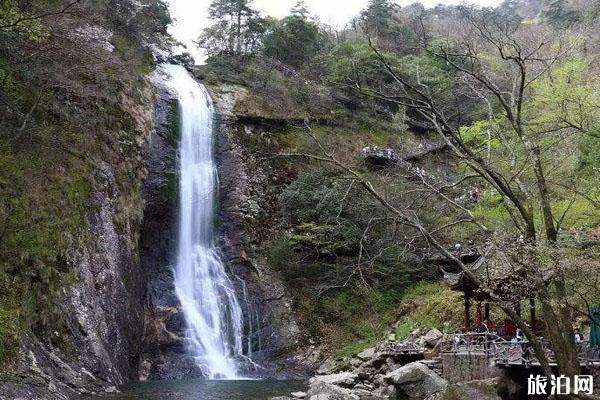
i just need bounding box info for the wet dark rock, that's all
[210,84,311,378]
[169,52,196,70]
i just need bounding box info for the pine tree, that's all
[361,0,397,39]
[290,1,311,19]
[200,0,262,55]
[543,0,581,28]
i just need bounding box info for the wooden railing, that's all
[438,332,507,354]
[439,334,600,367]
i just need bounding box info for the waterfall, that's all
[162,64,244,380]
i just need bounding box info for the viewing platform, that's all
[438,333,600,369]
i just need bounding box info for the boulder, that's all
[357,347,376,361]
[307,380,360,400]
[363,352,393,369]
[350,358,362,368]
[409,328,422,338]
[291,392,307,399]
[317,358,337,375]
[384,362,448,399]
[422,329,443,347]
[372,385,397,399]
[310,372,358,388]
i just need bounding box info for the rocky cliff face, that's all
[0,67,314,399]
[210,84,316,377]
[0,81,154,400]
[137,75,313,380]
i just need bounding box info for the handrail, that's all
[440,334,600,366]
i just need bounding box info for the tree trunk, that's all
[540,287,581,378]
[532,147,557,242]
[235,11,242,55]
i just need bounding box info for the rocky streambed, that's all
[272,330,519,400]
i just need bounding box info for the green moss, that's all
[137,50,154,76]
[162,172,179,204]
[470,191,515,235]
[292,287,402,360]
[110,34,129,55]
[442,385,465,400]
[166,100,181,148]
[158,100,181,205]
[0,141,95,367]
[552,197,600,229]
[0,273,21,366]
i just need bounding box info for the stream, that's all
[87,380,305,400]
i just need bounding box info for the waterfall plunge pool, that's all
[88,379,306,400]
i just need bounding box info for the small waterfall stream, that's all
[162,64,244,379]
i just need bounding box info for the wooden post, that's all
[464,293,471,331]
[484,302,490,321]
[515,301,521,318]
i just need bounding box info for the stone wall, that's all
[441,352,500,383]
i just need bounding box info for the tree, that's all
[262,13,323,68]
[360,0,397,40]
[199,0,265,56]
[301,5,600,381]
[290,0,311,19]
[543,0,582,28]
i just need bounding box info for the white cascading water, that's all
[162,64,244,379]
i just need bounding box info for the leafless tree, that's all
[278,6,600,383]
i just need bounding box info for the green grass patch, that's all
[393,282,464,339]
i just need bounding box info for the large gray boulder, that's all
[310,372,358,388]
[384,362,448,399]
[307,381,360,400]
[317,358,337,375]
[357,347,376,361]
[421,328,443,347]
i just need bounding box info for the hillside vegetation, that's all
[199,0,600,374]
[0,0,170,368]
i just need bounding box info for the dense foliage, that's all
[200,0,600,365]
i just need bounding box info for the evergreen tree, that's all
[290,1,311,19]
[361,0,397,39]
[262,12,323,68]
[199,0,264,55]
[543,0,582,28]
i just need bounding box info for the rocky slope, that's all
[271,332,512,400]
